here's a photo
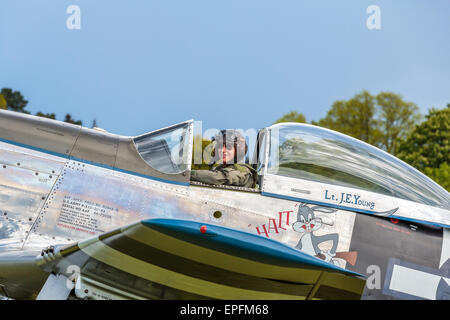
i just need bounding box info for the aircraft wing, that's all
[4,219,366,300]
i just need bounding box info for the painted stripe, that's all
[315,281,362,300]
[262,191,450,229]
[100,232,314,297]
[55,221,364,299]
[56,245,213,299]
[124,224,320,283]
[141,219,363,276]
[59,243,81,257]
[98,227,122,241]
[306,271,326,300]
[121,222,365,295]
[0,137,189,187]
[79,240,308,299]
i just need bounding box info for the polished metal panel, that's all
[23,158,198,249]
[0,110,81,157]
[0,141,66,175]
[0,142,65,251]
[22,155,313,253]
[266,123,449,210]
[70,127,120,168]
[0,164,51,250]
[0,110,193,184]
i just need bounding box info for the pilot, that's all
[190,130,258,188]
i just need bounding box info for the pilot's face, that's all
[221,144,235,164]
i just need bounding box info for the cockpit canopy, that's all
[265,123,449,210]
[134,122,191,175]
[129,119,449,210]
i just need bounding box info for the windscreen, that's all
[268,124,450,210]
[134,123,190,174]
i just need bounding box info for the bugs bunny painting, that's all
[292,203,341,266]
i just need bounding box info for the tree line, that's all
[275,90,449,191]
[0,87,89,126]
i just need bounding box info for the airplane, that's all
[0,109,448,300]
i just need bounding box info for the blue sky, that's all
[1,1,449,136]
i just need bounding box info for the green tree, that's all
[2,87,90,127]
[376,92,421,155]
[424,163,450,191]
[63,113,82,126]
[397,105,449,170]
[274,111,306,124]
[310,90,421,153]
[1,88,29,113]
[397,105,449,191]
[315,90,381,146]
[35,111,56,119]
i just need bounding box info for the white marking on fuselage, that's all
[389,265,442,300]
[440,228,450,269]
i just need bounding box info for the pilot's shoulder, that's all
[232,164,253,174]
